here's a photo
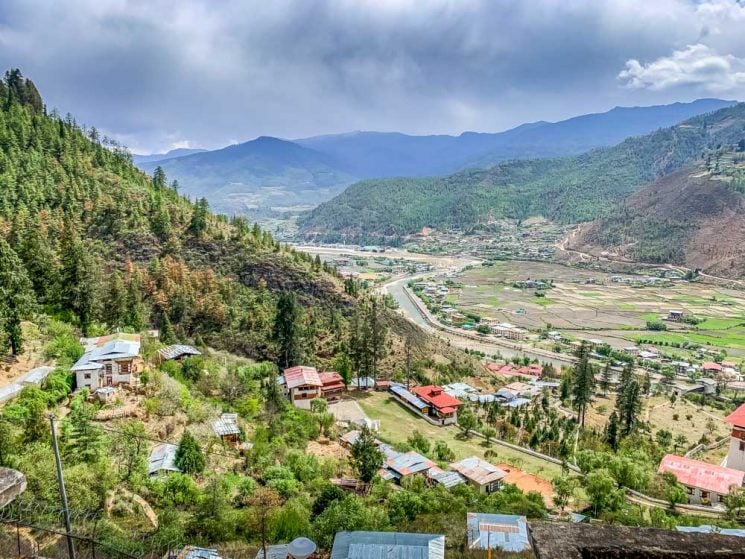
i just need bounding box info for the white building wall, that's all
[727,428,745,472]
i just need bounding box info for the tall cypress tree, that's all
[0,239,36,355]
[571,342,595,427]
[273,291,302,369]
[59,227,97,335]
[619,378,642,435]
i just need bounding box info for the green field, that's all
[355,391,563,480]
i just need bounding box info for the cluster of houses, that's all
[658,403,745,506]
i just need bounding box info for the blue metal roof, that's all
[467,513,530,553]
[389,384,428,409]
[331,532,445,559]
[503,397,531,408]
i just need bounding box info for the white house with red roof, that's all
[412,385,463,425]
[725,404,745,472]
[282,366,323,409]
[658,454,745,505]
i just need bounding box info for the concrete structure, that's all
[72,333,143,391]
[725,404,745,472]
[658,454,745,505]
[466,513,530,553]
[528,522,745,559]
[254,544,289,559]
[331,531,444,559]
[450,457,507,494]
[283,366,323,410]
[171,547,224,559]
[0,467,26,508]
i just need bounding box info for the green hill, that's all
[299,103,745,244]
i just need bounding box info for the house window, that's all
[687,487,695,495]
[84,373,91,380]
[120,361,130,374]
[739,440,745,452]
[105,364,112,374]
[700,491,710,500]
[719,494,725,503]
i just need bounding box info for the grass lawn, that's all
[354,391,563,481]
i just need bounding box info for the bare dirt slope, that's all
[567,168,745,278]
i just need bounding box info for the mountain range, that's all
[299,103,745,244]
[136,99,735,217]
[132,147,206,165]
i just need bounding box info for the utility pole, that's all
[49,415,76,559]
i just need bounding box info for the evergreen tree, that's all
[273,291,302,369]
[619,378,642,435]
[605,411,620,451]
[59,228,98,335]
[367,298,387,379]
[160,312,176,345]
[570,343,595,427]
[65,394,104,463]
[105,271,128,328]
[0,239,36,355]
[599,362,612,396]
[615,362,634,413]
[175,431,205,475]
[188,197,209,237]
[350,426,383,484]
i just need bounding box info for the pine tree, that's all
[188,197,209,237]
[615,362,633,413]
[273,291,302,369]
[175,431,205,474]
[619,378,642,435]
[605,411,620,451]
[571,343,595,427]
[350,426,383,484]
[59,228,98,335]
[0,239,36,355]
[600,362,612,396]
[367,298,387,379]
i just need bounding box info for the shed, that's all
[158,344,202,362]
[212,413,241,445]
[467,513,530,553]
[148,443,180,477]
[331,531,445,559]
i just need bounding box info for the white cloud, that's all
[619,43,745,92]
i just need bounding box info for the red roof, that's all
[283,366,322,389]
[412,385,463,411]
[319,371,343,385]
[702,361,722,371]
[439,406,457,414]
[658,454,745,495]
[725,404,745,427]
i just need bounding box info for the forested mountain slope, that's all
[299,103,745,244]
[0,69,445,369]
[568,147,745,278]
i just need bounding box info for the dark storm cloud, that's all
[1,0,744,152]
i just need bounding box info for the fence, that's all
[685,437,729,458]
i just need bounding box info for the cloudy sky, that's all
[1,0,744,153]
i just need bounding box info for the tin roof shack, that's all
[658,454,745,505]
[331,531,444,559]
[158,344,202,362]
[528,521,745,559]
[379,444,440,483]
[212,413,241,446]
[72,333,143,391]
[171,547,224,559]
[148,443,181,477]
[0,467,26,508]
[412,385,463,425]
[283,366,323,410]
[319,371,345,401]
[467,513,530,553]
[451,457,507,494]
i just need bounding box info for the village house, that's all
[658,454,745,505]
[451,457,507,494]
[212,413,241,446]
[412,385,463,425]
[667,310,685,322]
[466,513,530,553]
[319,371,345,401]
[282,366,323,410]
[378,444,440,483]
[702,361,723,375]
[71,333,143,392]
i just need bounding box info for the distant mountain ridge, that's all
[299,103,745,243]
[139,136,356,216]
[133,147,206,165]
[134,99,737,217]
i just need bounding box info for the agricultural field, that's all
[444,261,745,359]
